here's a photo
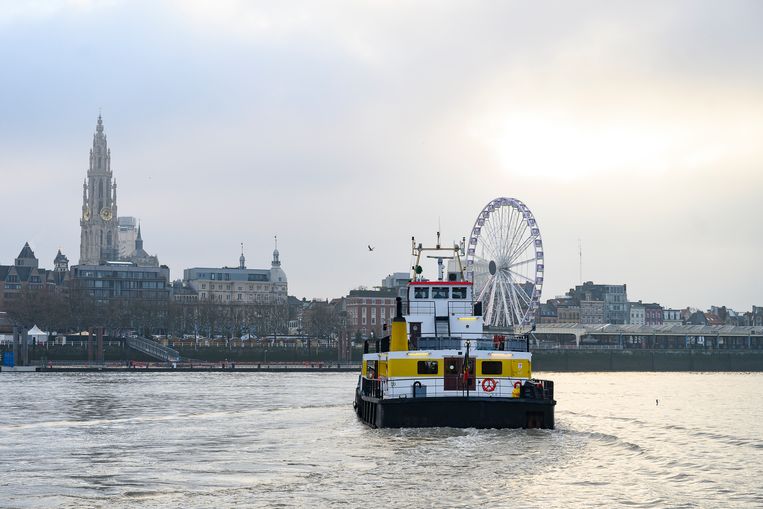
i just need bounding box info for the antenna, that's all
[578,238,583,284]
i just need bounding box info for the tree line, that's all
[3,287,291,339]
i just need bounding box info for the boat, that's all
[354,235,555,428]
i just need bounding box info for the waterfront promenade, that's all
[5,348,763,372]
[2,361,361,373]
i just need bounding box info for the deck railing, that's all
[360,377,383,398]
[360,375,554,401]
[408,301,435,315]
[413,334,529,352]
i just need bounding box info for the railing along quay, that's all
[126,336,181,362]
[29,361,362,372]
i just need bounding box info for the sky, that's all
[0,0,761,310]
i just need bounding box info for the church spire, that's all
[272,235,280,267]
[91,113,109,174]
[135,223,143,251]
[80,114,119,265]
[239,243,246,269]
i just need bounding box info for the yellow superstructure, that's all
[387,358,442,377]
[390,315,408,352]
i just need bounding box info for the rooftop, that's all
[536,323,762,336]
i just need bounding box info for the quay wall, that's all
[533,350,763,372]
[173,346,353,363]
[25,346,152,362]
[8,345,763,371]
[15,345,355,363]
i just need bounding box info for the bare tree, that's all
[303,301,339,340]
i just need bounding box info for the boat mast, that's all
[410,233,466,281]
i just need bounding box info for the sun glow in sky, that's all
[470,68,763,180]
[0,0,761,309]
[479,107,751,180]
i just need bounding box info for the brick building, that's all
[345,288,397,339]
[644,303,664,326]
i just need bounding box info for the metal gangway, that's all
[126,336,181,362]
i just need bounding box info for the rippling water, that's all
[0,371,760,508]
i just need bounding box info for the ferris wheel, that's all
[465,197,544,328]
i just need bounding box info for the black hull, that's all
[354,391,555,429]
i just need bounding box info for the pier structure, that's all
[530,323,763,350]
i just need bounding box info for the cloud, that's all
[0,0,116,26]
[0,1,761,310]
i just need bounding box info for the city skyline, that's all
[1,1,761,309]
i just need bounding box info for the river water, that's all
[0,372,760,508]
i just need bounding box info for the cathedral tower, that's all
[79,115,119,264]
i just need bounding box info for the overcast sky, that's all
[0,0,761,310]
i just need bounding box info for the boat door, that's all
[435,317,449,336]
[444,357,476,391]
[409,322,421,348]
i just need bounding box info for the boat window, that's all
[432,287,449,299]
[452,287,467,299]
[417,361,438,374]
[481,361,503,375]
[414,287,429,299]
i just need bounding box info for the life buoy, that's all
[513,381,522,389]
[482,378,497,392]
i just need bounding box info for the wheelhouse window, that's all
[432,287,449,299]
[481,361,503,375]
[452,287,467,299]
[417,361,438,374]
[414,287,429,299]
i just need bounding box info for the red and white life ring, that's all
[482,378,497,392]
